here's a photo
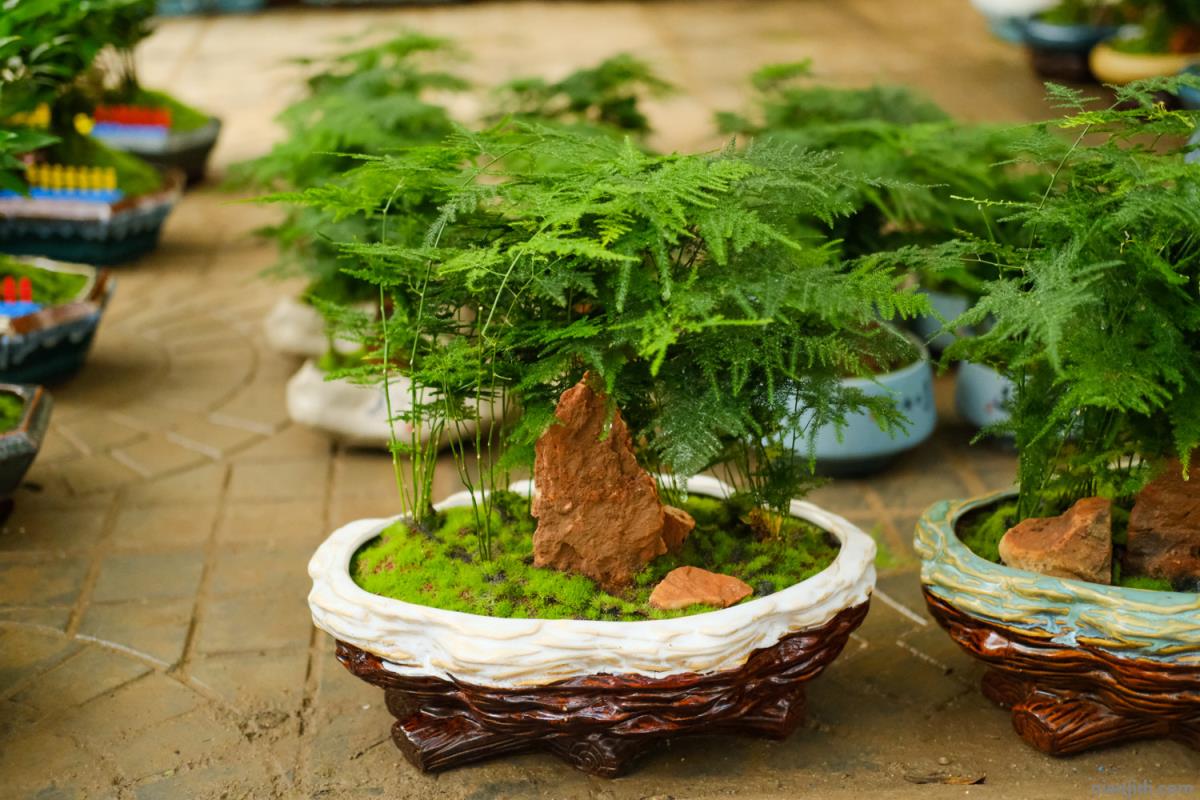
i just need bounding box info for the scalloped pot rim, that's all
[308,474,877,688]
[917,490,1200,665]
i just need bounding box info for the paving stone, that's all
[77,597,195,666]
[54,413,145,453]
[229,458,328,502]
[188,649,308,709]
[54,454,143,495]
[166,416,263,459]
[11,644,151,716]
[0,508,107,554]
[196,592,313,655]
[113,434,210,479]
[111,504,218,551]
[91,551,205,603]
[0,558,89,607]
[0,629,79,696]
[120,463,228,507]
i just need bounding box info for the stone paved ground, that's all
[2,2,1199,798]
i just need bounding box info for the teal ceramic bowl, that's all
[917,491,1200,665]
[791,338,936,476]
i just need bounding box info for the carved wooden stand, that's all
[924,589,1200,755]
[336,601,868,777]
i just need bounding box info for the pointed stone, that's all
[1125,460,1200,583]
[531,376,668,590]
[649,566,753,610]
[999,497,1112,585]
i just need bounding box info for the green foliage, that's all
[717,62,1048,298]
[351,491,840,620]
[489,54,675,136]
[0,0,162,194]
[1109,0,1200,53]
[1038,0,1127,25]
[0,255,89,304]
[293,124,924,532]
[0,392,25,433]
[232,32,468,310]
[944,78,1200,521]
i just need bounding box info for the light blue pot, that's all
[955,361,1013,429]
[791,340,936,475]
[910,290,970,355]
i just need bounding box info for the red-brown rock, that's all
[661,506,695,552]
[532,376,670,590]
[998,497,1113,585]
[648,566,753,610]
[1125,461,1200,583]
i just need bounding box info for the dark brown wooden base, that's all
[924,589,1200,755]
[336,601,869,777]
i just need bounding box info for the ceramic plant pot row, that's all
[969,0,1056,43]
[157,0,263,14]
[307,475,876,777]
[1089,42,1200,85]
[0,258,113,385]
[0,384,52,505]
[286,359,501,449]
[916,492,1199,754]
[263,296,359,359]
[0,170,183,266]
[93,118,222,186]
[1021,18,1121,82]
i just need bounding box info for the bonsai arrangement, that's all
[1090,0,1200,83]
[718,62,1042,453]
[1018,0,1126,81]
[0,383,52,517]
[0,0,182,265]
[76,2,223,185]
[917,79,1199,755]
[0,255,112,384]
[304,123,939,775]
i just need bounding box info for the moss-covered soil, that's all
[351,491,842,621]
[49,134,163,197]
[0,255,88,306]
[0,392,25,433]
[131,88,211,133]
[956,498,1176,591]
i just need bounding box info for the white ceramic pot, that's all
[263,296,360,359]
[285,359,496,449]
[910,290,971,354]
[308,474,876,687]
[955,360,1014,429]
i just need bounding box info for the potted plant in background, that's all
[718,62,1041,458]
[77,0,222,186]
[0,255,112,384]
[1091,0,1200,83]
[917,80,1199,755]
[1020,0,1126,81]
[0,0,182,266]
[230,31,470,363]
[0,383,52,518]
[304,125,930,775]
[970,0,1059,42]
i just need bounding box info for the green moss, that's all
[0,392,24,433]
[956,498,1178,591]
[0,255,88,305]
[351,492,841,621]
[131,88,211,133]
[49,134,162,196]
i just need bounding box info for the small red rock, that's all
[660,505,695,552]
[1125,461,1200,583]
[649,566,753,610]
[999,497,1113,585]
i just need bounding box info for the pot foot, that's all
[925,589,1200,756]
[1010,692,1167,755]
[392,711,533,773]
